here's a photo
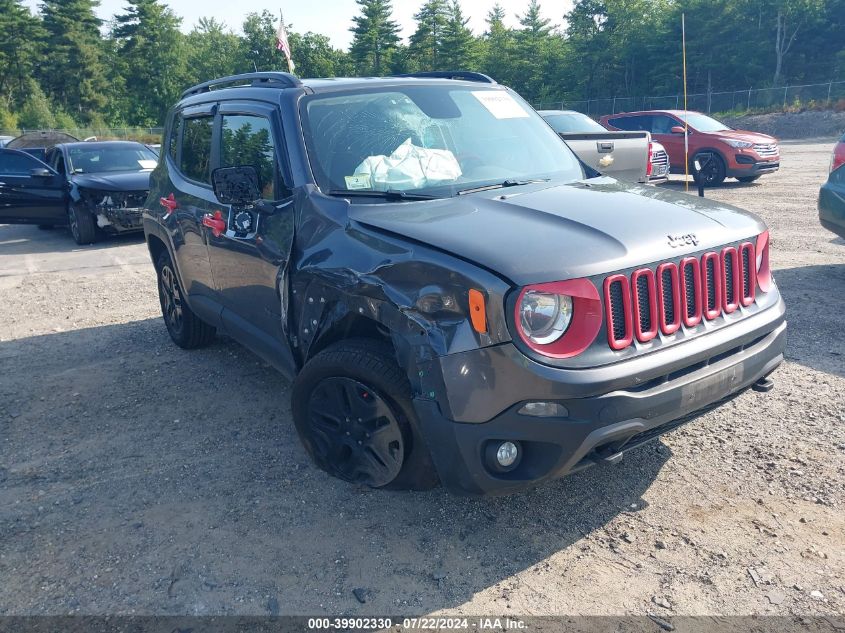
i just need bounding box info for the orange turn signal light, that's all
[468,289,487,333]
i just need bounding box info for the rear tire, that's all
[292,339,439,491]
[692,152,726,186]
[155,249,216,349]
[737,175,761,183]
[68,203,96,245]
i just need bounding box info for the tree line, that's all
[1,0,843,131]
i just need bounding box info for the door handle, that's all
[159,193,178,218]
[202,210,227,238]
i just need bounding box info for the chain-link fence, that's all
[536,80,845,118]
[0,127,164,144]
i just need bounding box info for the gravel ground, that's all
[0,140,843,618]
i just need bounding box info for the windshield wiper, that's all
[327,189,439,201]
[457,178,550,195]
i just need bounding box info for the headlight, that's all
[721,139,754,149]
[518,290,573,344]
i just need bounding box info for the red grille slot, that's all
[721,246,740,313]
[631,268,658,342]
[739,242,756,306]
[680,257,703,327]
[603,275,633,350]
[656,262,681,335]
[701,252,722,321]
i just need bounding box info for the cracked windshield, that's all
[302,86,584,197]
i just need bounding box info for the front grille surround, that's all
[631,268,658,342]
[603,274,633,350]
[603,241,763,351]
[753,143,779,159]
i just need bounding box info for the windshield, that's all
[542,112,606,134]
[680,113,731,133]
[301,86,584,197]
[67,144,158,174]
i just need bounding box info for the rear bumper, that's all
[413,299,786,496]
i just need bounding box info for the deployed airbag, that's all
[351,138,462,191]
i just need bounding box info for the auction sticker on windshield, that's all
[472,91,530,119]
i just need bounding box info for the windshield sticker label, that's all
[138,159,157,169]
[345,174,372,190]
[472,91,530,119]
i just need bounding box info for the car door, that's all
[650,114,687,169]
[164,105,221,323]
[0,149,66,224]
[206,103,297,374]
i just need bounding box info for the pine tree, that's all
[513,0,555,101]
[441,0,475,70]
[40,0,109,121]
[0,0,45,107]
[408,0,450,70]
[479,3,515,85]
[349,0,401,76]
[112,0,186,126]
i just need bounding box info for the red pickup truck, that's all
[600,110,780,186]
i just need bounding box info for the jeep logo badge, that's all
[667,233,699,248]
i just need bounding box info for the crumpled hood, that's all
[71,170,151,192]
[350,178,768,286]
[714,129,778,145]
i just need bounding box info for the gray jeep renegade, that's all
[142,71,786,495]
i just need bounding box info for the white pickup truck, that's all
[539,110,669,185]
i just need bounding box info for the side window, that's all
[650,115,678,135]
[0,151,44,175]
[180,116,213,184]
[168,114,182,162]
[220,114,281,200]
[609,116,644,131]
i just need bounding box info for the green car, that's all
[819,132,845,240]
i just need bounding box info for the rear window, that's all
[180,116,213,184]
[543,112,606,134]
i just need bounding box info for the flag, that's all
[275,12,295,74]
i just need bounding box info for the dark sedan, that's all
[0,141,157,244]
[819,132,845,241]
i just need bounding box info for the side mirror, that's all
[212,166,261,206]
[30,167,54,178]
[670,126,688,135]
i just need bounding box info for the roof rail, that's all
[394,71,497,84]
[181,72,303,99]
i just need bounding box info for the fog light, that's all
[518,402,569,418]
[496,441,519,467]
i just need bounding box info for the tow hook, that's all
[752,376,775,393]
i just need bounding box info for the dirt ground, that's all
[0,140,843,618]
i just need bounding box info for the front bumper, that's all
[413,299,786,496]
[818,180,845,240]
[97,206,144,232]
[727,159,780,179]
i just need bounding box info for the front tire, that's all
[292,340,439,491]
[155,250,215,349]
[692,152,726,186]
[68,203,96,245]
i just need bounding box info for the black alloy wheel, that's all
[306,377,405,487]
[159,263,184,335]
[68,203,96,244]
[693,152,726,186]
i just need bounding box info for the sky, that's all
[23,0,573,49]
